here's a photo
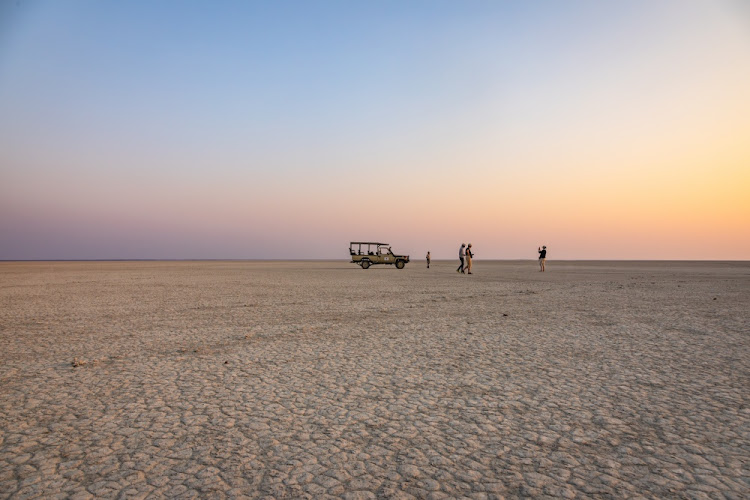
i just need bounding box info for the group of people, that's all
[456,243,474,274]
[424,244,548,273]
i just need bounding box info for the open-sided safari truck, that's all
[349,242,410,269]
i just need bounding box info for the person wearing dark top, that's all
[538,245,547,272]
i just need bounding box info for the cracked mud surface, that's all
[1,260,748,498]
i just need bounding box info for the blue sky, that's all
[1,1,749,259]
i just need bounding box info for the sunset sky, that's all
[1,1,749,260]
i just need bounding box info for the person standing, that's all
[538,245,547,272]
[465,243,474,274]
[457,243,466,273]
[426,251,431,269]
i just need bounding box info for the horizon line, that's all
[1,259,748,263]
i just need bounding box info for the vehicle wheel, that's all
[395,260,405,269]
[361,260,370,269]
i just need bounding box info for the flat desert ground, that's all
[1,260,748,499]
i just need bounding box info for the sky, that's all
[1,0,749,260]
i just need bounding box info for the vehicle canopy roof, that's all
[350,242,389,246]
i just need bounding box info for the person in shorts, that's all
[538,245,547,272]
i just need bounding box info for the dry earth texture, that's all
[0,260,748,499]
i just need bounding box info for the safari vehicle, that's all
[349,242,410,269]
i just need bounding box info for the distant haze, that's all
[1,1,748,260]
